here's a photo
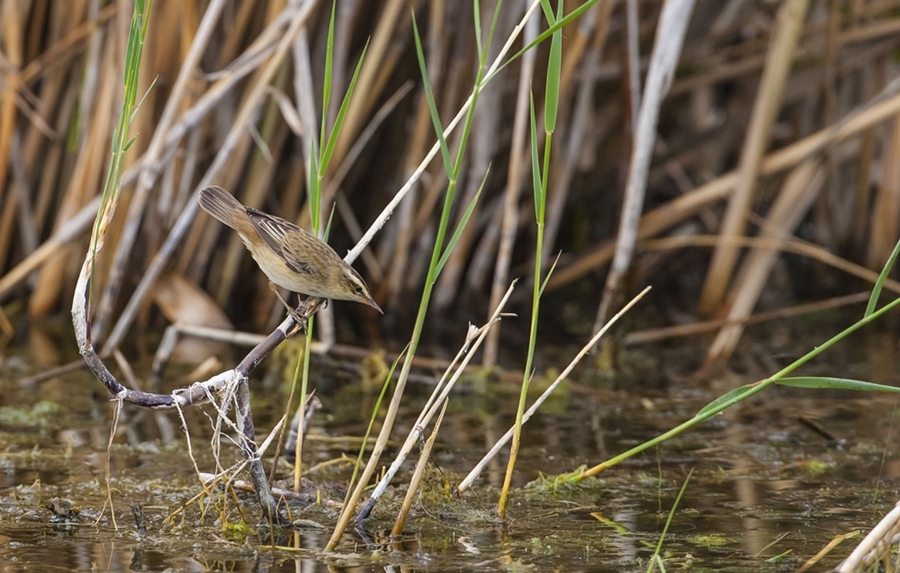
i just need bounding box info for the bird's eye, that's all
[354,284,364,295]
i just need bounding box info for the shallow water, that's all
[1,323,899,572]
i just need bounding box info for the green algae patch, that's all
[0,401,64,429]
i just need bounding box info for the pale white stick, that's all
[343,0,543,264]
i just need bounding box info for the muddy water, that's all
[1,326,899,572]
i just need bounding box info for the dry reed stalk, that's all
[625,291,872,346]
[0,3,106,308]
[290,27,316,166]
[0,304,12,345]
[867,113,900,269]
[638,234,900,297]
[624,0,641,135]
[30,37,117,316]
[413,129,465,234]
[18,3,116,86]
[836,501,900,572]
[698,0,810,316]
[848,54,885,252]
[8,135,38,259]
[593,0,696,331]
[101,2,315,354]
[546,86,900,292]
[391,397,447,536]
[0,168,20,274]
[464,196,503,294]
[28,70,68,237]
[0,9,26,273]
[330,83,414,284]
[331,0,408,167]
[666,9,899,100]
[383,111,428,308]
[704,159,825,365]
[19,3,78,249]
[90,0,226,341]
[0,0,24,211]
[0,198,99,301]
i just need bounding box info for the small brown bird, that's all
[198,185,382,316]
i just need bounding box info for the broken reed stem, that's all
[456,286,651,495]
[391,398,448,536]
[348,281,516,527]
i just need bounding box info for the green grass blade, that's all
[755,532,791,558]
[90,0,152,300]
[320,0,337,148]
[129,76,157,123]
[323,203,336,241]
[529,94,542,220]
[866,237,900,317]
[778,377,900,392]
[539,0,554,23]
[436,166,490,277]
[544,0,563,135]
[484,0,503,66]
[539,251,561,297]
[484,0,601,85]
[320,41,368,177]
[412,14,453,177]
[696,384,759,417]
[474,0,483,61]
[309,143,321,232]
[647,468,693,573]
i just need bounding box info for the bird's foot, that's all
[270,285,308,332]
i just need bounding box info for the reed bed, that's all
[1,1,898,367]
[5,0,900,559]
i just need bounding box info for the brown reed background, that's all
[1,0,899,367]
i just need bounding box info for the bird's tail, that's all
[198,185,243,229]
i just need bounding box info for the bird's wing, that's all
[246,208,318,275]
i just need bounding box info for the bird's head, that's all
[334,263,382,313]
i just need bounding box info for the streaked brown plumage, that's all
[198,185,381,314]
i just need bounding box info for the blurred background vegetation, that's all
[1,0,899,371]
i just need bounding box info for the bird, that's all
[198,185,382,320]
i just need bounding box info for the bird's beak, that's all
[367,297,383,314]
